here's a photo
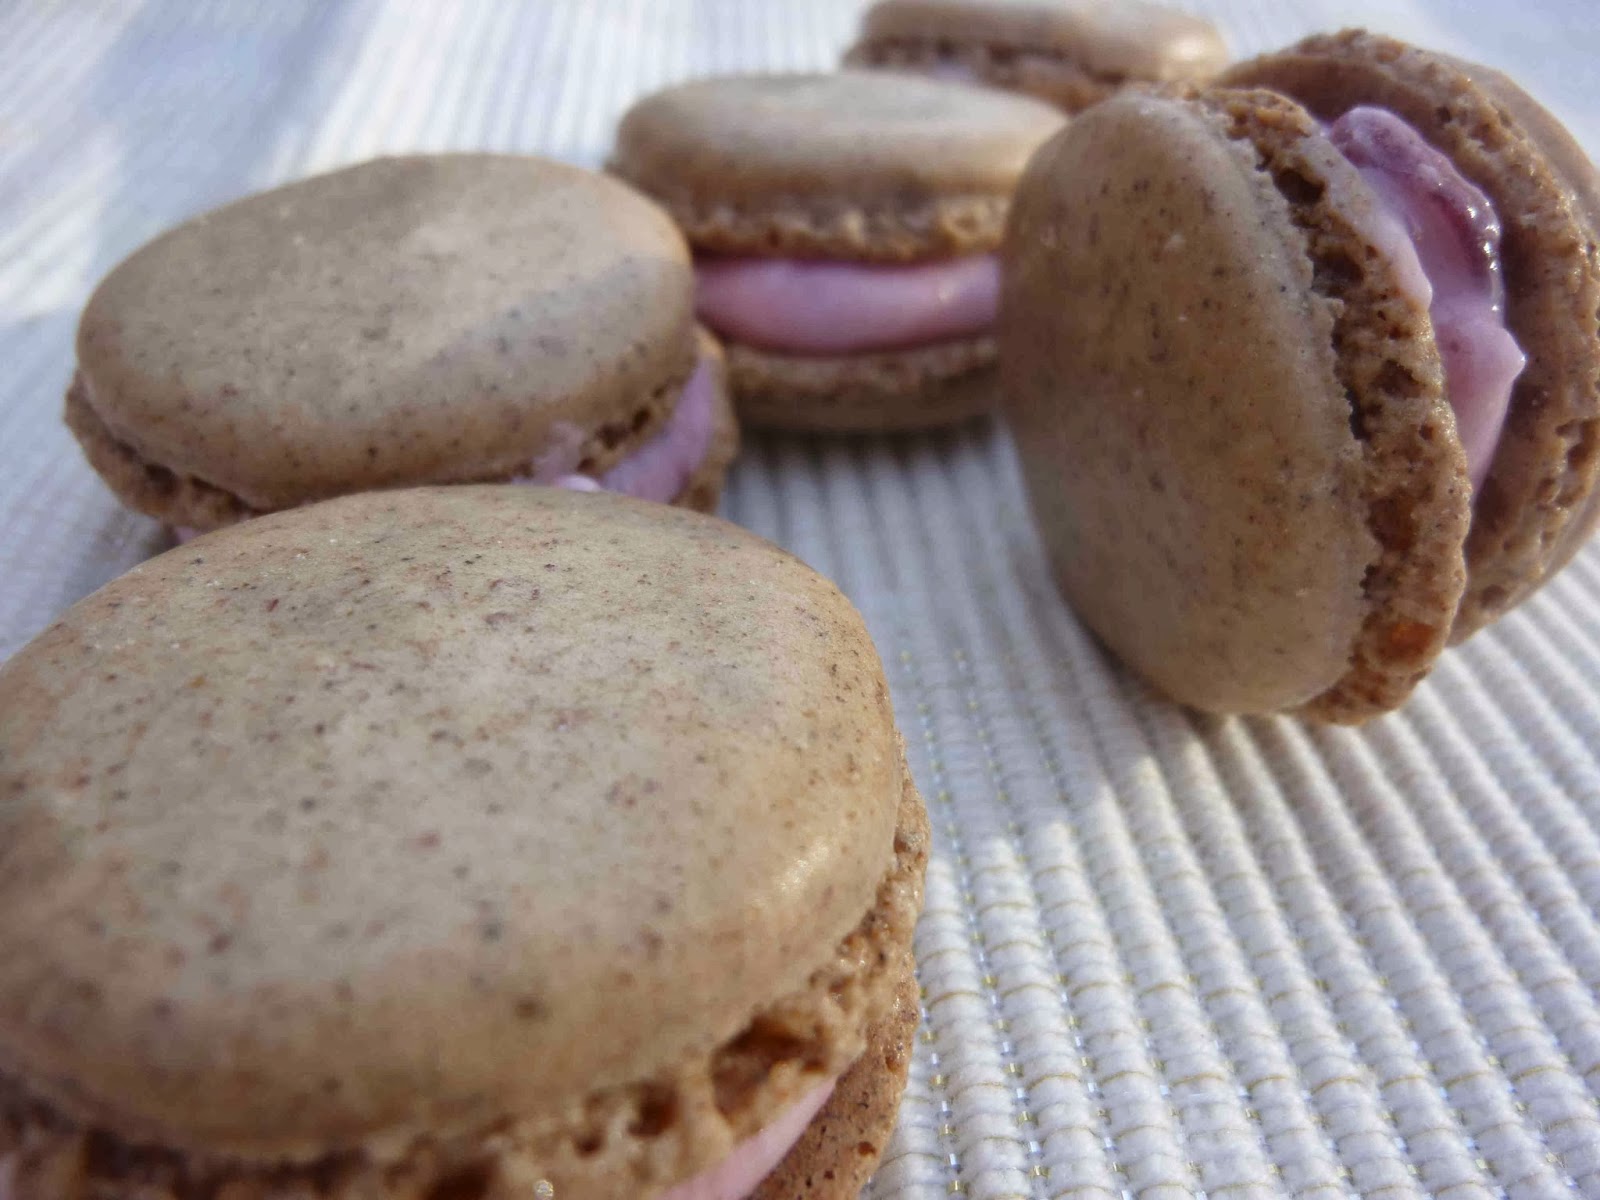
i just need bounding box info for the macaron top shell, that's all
[1222,31,1600,639]
[0,487,903,1160]
[610,71,1065,259]
[858,0,1229,83]
[75,155,697,511]
[1001,89,1471,717]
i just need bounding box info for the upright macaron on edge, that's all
[1002,30,1600,721]
[1000,85,1478,721]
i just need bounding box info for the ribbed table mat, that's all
[3,3,1599,1197]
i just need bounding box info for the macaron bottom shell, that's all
[0,967,923,1200]
[1001,86,1476,721]
[725,334,998,433]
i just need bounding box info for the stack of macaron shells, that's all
[66,154,739,536]
[612,71,1065,432]
[0,488,928,1200]
[1000,29,1600,720]
[845,0,1231,111]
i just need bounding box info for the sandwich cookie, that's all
[845,0,1229,111]
[66,155,738,536]
[0,486,928,1200]
[1001,32,1600,721]
[612,72,1063,431]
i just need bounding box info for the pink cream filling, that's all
[1325,106,1526,489]
[695,254,1000,355]
[656,1081,835,1200]
[542,348,721,503]
[170,350,720,544]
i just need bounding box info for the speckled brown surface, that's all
[1223,31,1600,641]
[728,335,996,432]
[845,0,1228,111]
[69,154,705,522]
[1001,88,1479,719]
[0,486,928,1198]
[610,72,1063,261]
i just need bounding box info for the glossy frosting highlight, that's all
[695,254,999,355]
[1327,105,1525,488]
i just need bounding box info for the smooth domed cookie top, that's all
[859,0,1229,83]
[611,72,1065,258]
[0,487,902,1160]
[75,155,696,511]
[1001,92,1383,713]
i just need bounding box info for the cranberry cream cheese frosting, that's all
[845,0,1229,111]
[66,155,738,535]
[1001,30,1600,721]
[0,486,929,1200]
[612,71,1064,431]
[1322,106,1525,488]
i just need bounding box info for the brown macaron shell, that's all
[1222,31,1600,640]
[70,155,712,527]
[727,334,996,433]
[0,487,928,1198]
[846,0,1229,112]
[1001,88,1472,719]
[610,71,1066,262]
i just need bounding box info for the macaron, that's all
[66,154,739,536]
[1000,31,1600,722]
[611,71,1064,432]
[844,0,1229,111]
[0,486,928,1200]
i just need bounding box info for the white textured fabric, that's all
[3,3,1599,1197]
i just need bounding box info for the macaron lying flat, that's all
[845,0,1229,111]
[67,155,738,533]
[0,487,928,1200]
[1001,32,1600,722]
[612,72,1063,432]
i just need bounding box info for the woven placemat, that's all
[2,2,1598,1196]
